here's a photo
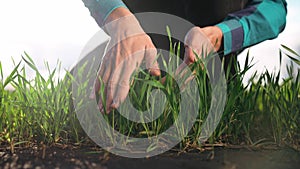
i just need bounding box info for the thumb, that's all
[184,46,196,65]
[144,47,161,76]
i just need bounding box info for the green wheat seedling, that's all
[1,39,299,152]
[0,53,78,150]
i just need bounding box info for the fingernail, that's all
[111,101,119,109]
[149,68,161,76]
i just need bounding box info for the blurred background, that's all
[0,0,299,86]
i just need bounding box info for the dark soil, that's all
[1,146,300,169]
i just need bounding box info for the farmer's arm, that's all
[216,0,287,55]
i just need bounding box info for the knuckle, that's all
[149,47,157,55]
[118,80,130,87]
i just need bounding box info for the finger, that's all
[90,61,108,100]
[184,46,196,64]
[105,82,115,114]
[144,47,161,76]
[96,53,114,113]
[160,76,166,85]
[103,56,120,113]
[109,54,140,110]
[98,97,104,114]
[110,80,130,109]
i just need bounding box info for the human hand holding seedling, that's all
[92,8,161,113]
[177,26,223,73]
[184,26,222,62]
[167,26,223,85]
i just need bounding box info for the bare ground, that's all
[1,145,300,169]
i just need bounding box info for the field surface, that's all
[1,45,300,169]
[1,146,300,169]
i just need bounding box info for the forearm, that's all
[216,0,287,55]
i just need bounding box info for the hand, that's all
[184,26,223,66]
[176,26,223,76]
[92,8,160,113]
[163,26,223,87]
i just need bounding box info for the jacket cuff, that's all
[84,0,127,27]
[216,19,244,55]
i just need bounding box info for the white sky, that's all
[0,0,299,81]
[0,0,100,79]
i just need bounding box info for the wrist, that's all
[213,26,223,51]
[103,8,145,39]
[103,7,133,35]
[201,26,223,52]
[105,7,132,25]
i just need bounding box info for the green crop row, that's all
[0,43,299,152]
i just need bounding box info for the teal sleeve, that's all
[216,0,287,55]
[82,0,127,27]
